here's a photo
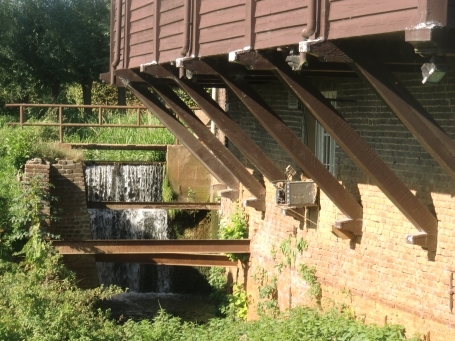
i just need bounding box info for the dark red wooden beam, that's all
[116,75,240,192]
[143,77,266,201]
[345,59,455,182]
[142,64,285,183]
[94,253,237,267]
[242,52,438,249]
[194,60,363,233]
[53,239,250,255]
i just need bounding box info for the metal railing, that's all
[5,103,168,143]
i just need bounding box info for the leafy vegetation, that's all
[218,203,249,262]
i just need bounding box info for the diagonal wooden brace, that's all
[193,59,363,226]
[236,51,438,248]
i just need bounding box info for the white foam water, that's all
[86,163,173,293]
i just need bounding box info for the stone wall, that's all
[24,159,99,289]
[224,72,455,339]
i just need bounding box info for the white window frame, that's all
[315,91,337,175]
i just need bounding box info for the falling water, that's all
[86,163,173,292]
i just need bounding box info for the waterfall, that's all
[86,163,173,293]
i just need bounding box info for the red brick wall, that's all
[24,159,99,289]
[225,72,455,340]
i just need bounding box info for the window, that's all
[315,91,337,175]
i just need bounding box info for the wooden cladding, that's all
[110,0,450,71]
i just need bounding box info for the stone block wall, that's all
[225,72,455,340]
[24,159,99,289]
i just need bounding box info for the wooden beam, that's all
[136,74,266,201]
[53,239,250,255]
[62,143,168,151]
[142,64,285,183]
[94,253,237,267]
[87,201,221,210]
[196,59,363,229]
[346,59,455,182]
[117,78,240,192]
[245,52,437,248]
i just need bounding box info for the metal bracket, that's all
[176,57,195,68]
[219,189,239,201]
[333,218,363,236]
[298,37,324,53]
[244,198,265,212]
[228,47,252,62]
[405,232,428,248]
[140,61,157,72]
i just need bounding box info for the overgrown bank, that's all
[0,119,422,340]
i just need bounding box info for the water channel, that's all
[85,163,216,322]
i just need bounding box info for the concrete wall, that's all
[224,72,455,339]
[166,145,212,202]
[24,159,99,289]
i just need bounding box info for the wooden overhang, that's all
[105,0,455,251]
[107,0,454,76]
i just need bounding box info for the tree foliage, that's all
[0,0,110,104]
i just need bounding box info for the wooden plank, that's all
[131,0,152,11]
[159,35,183,51]
[255,7,306,33]
[160,0,183,13]
[328,9,418,39]
[199,0,245,15]
[198,36,246,56]
[159,6,184,26]
[251,52,438,242]
[130,16,154,33]
[348,59,455,182]
[129,28,154,46]
[64,143,167,151]
[94,253,237,267]
[129,54,154,68]
[87,201,221,210]
[158,49,182,61]
[130,5,153,22]
[255,26,303,50]
[129,40,154,58]
[329,0,417,21]
[199,21,245,44]
[199,5,245,29]
[255,0,307,18]
[201,60,363,223]
[159,22,184,39]
[53,239,250,255]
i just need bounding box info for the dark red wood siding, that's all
[110,0,451,71]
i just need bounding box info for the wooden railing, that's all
[5,103,167,143]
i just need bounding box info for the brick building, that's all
[103,0,455,338]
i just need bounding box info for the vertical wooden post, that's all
[59,106,63,143]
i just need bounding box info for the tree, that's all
[0,0,110,104]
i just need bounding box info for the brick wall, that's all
[225,72,455,340]
[24,159,99,289]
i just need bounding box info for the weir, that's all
[86,163,172,292]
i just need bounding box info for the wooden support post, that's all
[141,64,286,183]
[123,81,240,193]
[59,106,63,143]
[346,59,455,182]
[139,76,266,203]
[244,52,437,248]
[196,59,363,232]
